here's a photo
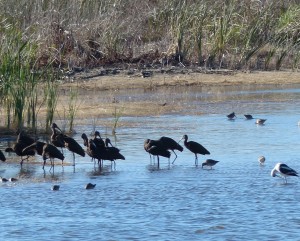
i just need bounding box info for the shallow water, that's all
[1,84,300,240]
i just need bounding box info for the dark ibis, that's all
[180,135,210,167]
[146,142,171,168]
[51,123,85,166]
[22,141,47,156]
[82,133,96,163]
[144,139,153,161]
[271,163,298,183]
[50,123,66,152]
[42,143,65,170]
[149,136,183,164]
[99,144,125,170]
[17,130,35,146]
[93,131,105,148]
[5,142,35,166]
[227,112,236,120]
[202,159,219,169]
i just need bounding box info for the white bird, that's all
[271,163,298,183]
[256,119,266,125]
[258,156,265,165]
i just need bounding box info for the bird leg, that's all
[72,153,75,166]
[194,154,198,167]
[171,151,178,164]
[157,156,160,169]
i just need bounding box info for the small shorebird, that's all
[0,177,8,182]
[85,183,96,189]
[256,119,267,125]
[227,112,236,120]
[271,163,298,183]
[244,114,254,120]
[202,159,219,169]
[51,185,60,191]
[9,178,18,182]
[258,156,266,165]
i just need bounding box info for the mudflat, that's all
[62,69,300,91]
[58,70,300,121]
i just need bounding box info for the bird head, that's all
[179,135,188,143]
[51,123,62,133]
[271,168,277,177]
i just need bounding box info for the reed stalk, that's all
[112,105,123,135]
[67,87,81,133]
[45,79,59,132]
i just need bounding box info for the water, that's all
[1,84,300,240]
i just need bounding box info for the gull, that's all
[271,163,298,183]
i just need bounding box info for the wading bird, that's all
[148,136,183,164]
[42,143,65,170]
[145,141,171,168]
[5,142,35,166]
[85,183,96,189]
[227,112,236,120]
[93,131,105,149]
[258,156,265,165]
[271,163,298,183]
[244,114,254,120]
[256,119,267,125]
[51,123,85,166]
[180,135,210,167]
[202,159,219,169]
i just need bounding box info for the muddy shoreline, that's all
[61,67,300,91]
[1,68,300,135]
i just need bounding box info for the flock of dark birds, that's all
[0,123,125,173]
[0,113,298,186]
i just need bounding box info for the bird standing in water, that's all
[271,163,298,183]
[227,112,236,120]
[180,135,210,167]
[202,159,219,169]
[146,142,171,169]
[148,136,183,164]
[51,123,85,167]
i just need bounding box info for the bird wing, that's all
[279,164,298,176]
[189,141,210,155]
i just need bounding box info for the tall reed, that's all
[44,78,59,132]
[67,87,80,133]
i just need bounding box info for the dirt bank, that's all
[61,68,300,91]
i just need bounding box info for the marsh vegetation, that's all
[1,0,300,133]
